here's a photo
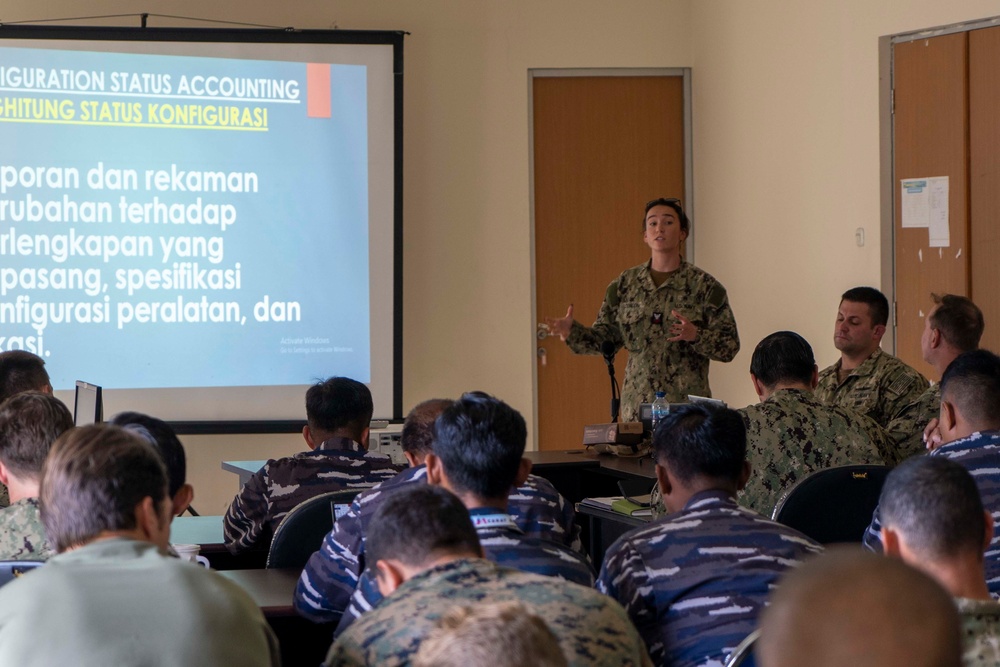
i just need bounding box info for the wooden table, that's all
[218,568,299,617]
[221,460,265,487]
[576,502,651,569]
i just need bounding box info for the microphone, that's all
[600,341,620,422]
[601,340,616,365]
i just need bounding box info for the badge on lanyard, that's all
[651,311,664,326]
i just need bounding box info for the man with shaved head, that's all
[759,549,962,667]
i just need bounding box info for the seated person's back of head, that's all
[0,351,51,405]
[110,411,193,517]
[0,392,73,560]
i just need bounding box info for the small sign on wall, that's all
[901,176,950,247]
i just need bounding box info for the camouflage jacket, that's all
[0,483,8,508]
[294,465,583,622]
[885,383,940,463]
[334,507,595,635]
[223,437,404,554]
[737,388,891,514]
[566,260,739,422]
[815,348,928,434]
[326,558,652,667]
[956,597,1000,666]
[864,430,1000,596]
[597,490,822,667]
[0,498,52,561]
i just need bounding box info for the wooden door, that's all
[533,75,685,450]
[892,34,969,381]
[970,27,1000,354]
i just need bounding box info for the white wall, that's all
[6,0,999,512]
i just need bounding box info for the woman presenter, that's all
[544,198,740,422]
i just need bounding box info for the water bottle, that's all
[651,392,669,434]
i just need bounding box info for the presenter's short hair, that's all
[841,287,889,327]
[0,392,73,478]
[40,424,168,553]
[433,392,527,499]
[110,412,187,498]
[643,197,690,234]
[940,349,1000,429]
[305,377,373,433]
[401,399,454,456]
[930,294,984,353]
[366,485,481,568]
[0,350,50,404]
[750,331,816,388]
[653,403,746,484]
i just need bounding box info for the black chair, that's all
[771,464,892,544]
[266,490,360,569]
[725,628,759,667]
[0,560,43,587]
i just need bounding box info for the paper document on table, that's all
[901,179,929,228]
[927,176,950,248]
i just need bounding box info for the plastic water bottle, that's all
[651,391,669,434]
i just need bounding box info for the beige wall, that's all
[7,0,998,511]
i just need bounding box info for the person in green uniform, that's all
[545,198,740,422]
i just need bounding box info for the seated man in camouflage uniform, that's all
[597,403,822,667]
[738,331,891,514]
[758,549,961,667]
[880,456,1000,665]
[0,350,54,509]
[815,287,927,445]
[0,392,73,560]
[335,393,594,634]
[294,396,582,623]
[864,350,1000,597]
[326,485,651,667]
[224,377,404,554]
[885,294,983,461]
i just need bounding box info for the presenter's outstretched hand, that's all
[544,305,574,341]
[667,310,699,342]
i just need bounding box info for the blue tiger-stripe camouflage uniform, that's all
[334,506,594,635]
[565,260,739,422]
[223,437,404,554]
[326,558,652,667]
[597,490,822,667]
[863,430,1000,595]
[294,465,583,622]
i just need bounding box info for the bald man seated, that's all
[758,548,962,667]
[880,456,1000,665]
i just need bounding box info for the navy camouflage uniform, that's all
[0,498,52,560]
[885,383,940,462]
[815,348,928,443]
[335,506,595,634]
[566,260,739,422]
[295,465,582,622]
[864,430,1000,595]
[956,597,1000,666]
[223,437,404,554]
[737,388,891,514]
[326,558,652,667]
[597,490,822,667]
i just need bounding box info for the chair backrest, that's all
[0,560,44,587]
[725,628,760,667]
[771,464,892,544]
[267,489,360,569]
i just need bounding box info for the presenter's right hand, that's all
[544,305,574,341]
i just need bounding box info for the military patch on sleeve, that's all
[605,280,620,308]
[708,283,727,307]
[887,373,915,397]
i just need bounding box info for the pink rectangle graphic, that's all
[307,63,331,118]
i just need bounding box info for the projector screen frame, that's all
[0,24,405,433]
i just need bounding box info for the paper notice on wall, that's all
[901,179,930,228]
[927,176,950,247]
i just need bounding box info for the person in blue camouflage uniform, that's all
[865,350,1000,596]
[597,403,822,667]
[885,294,983,462]
[545,198,739,422]
[334,393,594,634]
[815,287,928,442]
[737,331,891,514]
[878,456,1000,666]
[295,397,582,622]
[0,392,73,560]
[224,377,404,554]
[0,351,55,509]
[326,484,651,667]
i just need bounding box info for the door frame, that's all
[528,68,694,448]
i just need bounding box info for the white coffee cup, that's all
[172,543,210,568]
